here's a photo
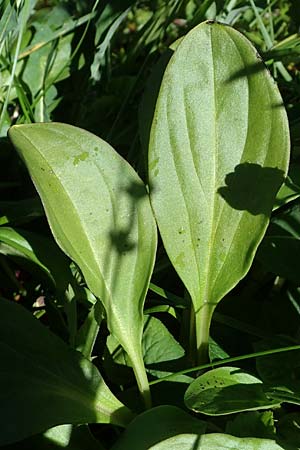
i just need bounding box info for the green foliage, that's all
[148,20,289,363]
[184,367,280,415]
[146,433,295,450]
[111,405,207,450]
[0,298,133,446]
[1,1,300,449]
[8,122,157,407]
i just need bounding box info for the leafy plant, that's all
[1,1,300,449]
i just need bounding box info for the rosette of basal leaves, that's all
[148,21,290,363]
[9,123,157,407]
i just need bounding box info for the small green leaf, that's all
[142,315,188,381]
[105,315,191,383]
[209,336,230,361]
[184,367,280,415]
[0,298,133,446]
[111,405,207,450]
[9,122,157,405]
[149,21,290,362]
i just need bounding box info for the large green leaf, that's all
[148,21,290,362]
[8,122,157,405]
[112,405,207,450]
[148,433,295,450]
[0,298,133,446]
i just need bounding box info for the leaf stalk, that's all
[195,303,214,365]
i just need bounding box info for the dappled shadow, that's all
[109,229,136,253]
[225,59,266,83]
[218,163,285,216]
[107,179,149,255]
[224,60,285,108]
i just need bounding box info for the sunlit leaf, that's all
[148,433,293,450]
[9,122,157,405]
[149,21,290,362]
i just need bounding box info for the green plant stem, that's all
[189,302,199,365]
[80,311,101,360]
[149,343,300,385]
[128,348,152,409]
[195,303,214,365]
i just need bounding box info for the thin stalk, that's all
[184,291,197,365]
[195,303,214,365]
[150,343,300,385]
[178,293,194,363]
[128,347,151,409]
